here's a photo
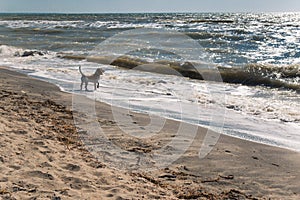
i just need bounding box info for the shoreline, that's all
[1,67,300,199]
[23,64,300,154]
[8,65,298,154]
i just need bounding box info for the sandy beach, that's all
[1,67,300,200]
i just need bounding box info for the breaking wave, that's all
[59,53,300,91]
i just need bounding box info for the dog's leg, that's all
[85,82,88,91]
[80,81,83,90]
[94,82,97,90]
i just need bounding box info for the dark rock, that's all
[252,156,259,160]
[21,51,44,57]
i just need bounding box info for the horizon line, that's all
[1,11,299,14]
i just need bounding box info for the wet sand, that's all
[1,67,300,199]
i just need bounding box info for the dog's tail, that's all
[79,66,84,76]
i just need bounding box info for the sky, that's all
[0,0,300,13]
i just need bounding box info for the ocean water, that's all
[0,13,299,152]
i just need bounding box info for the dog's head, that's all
[95,68,104,76]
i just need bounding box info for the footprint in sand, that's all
[61,176,90,190]
[62,163,81,172]
[26,170,54,180]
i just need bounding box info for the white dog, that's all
[79,66,104,91]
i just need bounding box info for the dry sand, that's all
[1,67,300,200]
